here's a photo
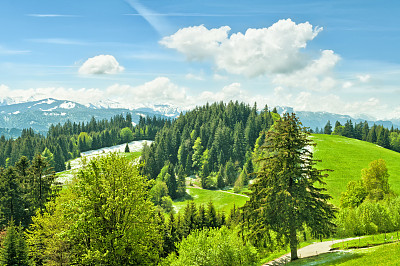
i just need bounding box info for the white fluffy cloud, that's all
[272,50,340,91]
[198,83,251,103]
[161,19,324,77]
[79,55,124,74]
[270,86,386,118]
[357,74,371,83]
[106,77,188,107]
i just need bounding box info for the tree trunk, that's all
[289,226,298,261]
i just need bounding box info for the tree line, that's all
[140,101,278,203]
[0,114,169,172]
[317,120,400,153]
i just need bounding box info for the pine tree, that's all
[243,113,336,261]
[0,220,29,266]
[176,165,186,198]
[0,168,27,227]
[217,165,225,189]
[324,121,332,135]
[206,201,218,228]
[225,160,237,186]
[124,143,130,153]
[54,144,66,172]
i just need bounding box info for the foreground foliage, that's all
[26,153,163,265]
[161,227,258,266]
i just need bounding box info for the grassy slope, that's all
[288,242,400,265]
[173,187,248,214]
[312,134,400,206]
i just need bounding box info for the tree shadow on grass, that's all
[287,251,364,265]
[173,192,193,202]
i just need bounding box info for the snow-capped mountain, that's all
[0,98,178,134]
[274,106,400,130]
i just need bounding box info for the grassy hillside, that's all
[312,134,400,206]
[173,187,248,214]
[288,242,400,265]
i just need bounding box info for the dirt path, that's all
[263,237,360,265]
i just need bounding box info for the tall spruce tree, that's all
[324,121,332,135]
[243,113,336,261]
[0,220,29,266]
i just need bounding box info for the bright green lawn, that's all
[173,187,248,214]
[332,231,400,250]
[288,242,400,265]
[312,134,400,206]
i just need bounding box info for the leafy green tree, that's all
[362,159,390,200]
[77,132,92,152]
[192,137,203,173]
[120,127,134,143]
[243,113,336,261]
[41,148,55,170]
[340,180,367,208]
[200,149,210,188]
[0,220,29,266]
[26,188,74,265]
[65,153,163,265]
[150,181,170,206]
[161,227,258,266]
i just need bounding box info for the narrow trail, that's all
[263,237,360,265]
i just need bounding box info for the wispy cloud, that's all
[124,0,173,36]
[28,38,90,46]
[124,13,248,17]
[27,14,79,18]
[0,45,30,55]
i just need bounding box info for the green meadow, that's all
[288,242,400,265]
[312,134,400,206]
[173,187,248,214]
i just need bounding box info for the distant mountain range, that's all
[0,98,181,137]
[0,97,398,138]
[275,106,400,130]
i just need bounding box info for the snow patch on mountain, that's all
[34,99,55,106]
[59,102,76,109]
[41,106,58,112]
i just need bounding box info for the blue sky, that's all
[0,0,400,119]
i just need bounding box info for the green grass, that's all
[288,242,400,265]
[56,151,141,185]
[312,134,400,206]
[172,187,248,214]
[332,231,400,250]
[119,151,141,161]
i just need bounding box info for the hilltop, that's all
[312,134,400,206]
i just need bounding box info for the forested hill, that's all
[140,101,278,182]
[0,113,169,171]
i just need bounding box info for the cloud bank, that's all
[160,19,333,78]
[79,55,124,75]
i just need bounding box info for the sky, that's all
[1,0,400,120]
